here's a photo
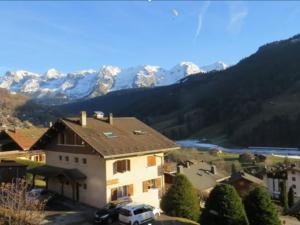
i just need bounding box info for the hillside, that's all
[55,34,300,148]
[0,88,58,129]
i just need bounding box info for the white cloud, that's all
[194,1,211,40]
[227,2,248,34]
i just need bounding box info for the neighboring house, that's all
[264,164,300,201]
[164,160,229,197]
[263,166,287,199]
[225,171,266,197]
[0,160,27,183]
[0,127,47,162]
[29,111,179,208]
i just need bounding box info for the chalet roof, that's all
[35,117,179,158]
[226,171,266,186]
[167,161,229,191]
[3,127,47,151]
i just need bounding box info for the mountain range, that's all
[55,34,300,147]
[0,61,228,104]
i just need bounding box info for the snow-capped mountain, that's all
[0,61,228,104]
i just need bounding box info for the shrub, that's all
[244,187,280,225]
[161,174,200,221]
[200,184,249,225]
[288,186,295,208]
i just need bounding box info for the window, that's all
[113,160,130,173]
[292,177,296,181]
[58,133,66,145]
[82,158,87,164]
[293,184,297,189]
[65,156,69,162]
[147,155,156,167]
[133,208,144,215]
[74,157,79,163]
[65,181,69,185]
[111,184,133,201]
[143,178,161,192]
[292,171,296,174]
[83,183,87,190]
[133,130,147,135]
[59,155,62,161]
[58,130,84,146]
[103,132,118,138]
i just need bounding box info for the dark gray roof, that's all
[178,162,229,191]
[28,165,86,181]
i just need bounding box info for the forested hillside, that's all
[55,34,300,147]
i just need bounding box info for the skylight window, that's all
[103,132,118,138]
[133,130,147,135]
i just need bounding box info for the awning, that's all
[28,165,86,181]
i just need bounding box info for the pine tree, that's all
[161,174,200,221]
[280,182,288,211]
[200,184,249,225]
[288,186,295,208]
[244,187,281,225]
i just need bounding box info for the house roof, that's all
[34,116,179,158]
[172,161,229,191]
[3,127,47,151]
[226,171,266,186]
[0,160,27,167]
[28,165,86,181]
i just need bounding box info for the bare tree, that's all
[0,179,45,225]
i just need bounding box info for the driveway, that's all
[280,216,300,225]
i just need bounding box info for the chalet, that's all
[0,127,47,162]
[164,160,229,197]
[29,111,179,208]
[225,171,266,197]
[0,160,27,183]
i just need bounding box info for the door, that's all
[76,183,80,201]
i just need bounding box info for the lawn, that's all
[16,159,46,187]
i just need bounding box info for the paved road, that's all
[280,216,300,225]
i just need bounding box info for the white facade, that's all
[45,150,164,208]
[264,168,300,201]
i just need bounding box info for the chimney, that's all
[80,111,87,127]
[108,113,113,125]
[211,165,217,175]
[177,165,184,174]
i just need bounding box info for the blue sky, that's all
[0,1,300,75]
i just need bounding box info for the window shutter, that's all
[128,184,134,196]
[111,188,117,201]
[117,161,122,173]
[155,178,162,188]
[127,160,131,171]
[147,156,156,167]
[143,181,148,192]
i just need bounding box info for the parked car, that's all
[94,199,131,224]
[119,204,160,225]
[28,188,57,204]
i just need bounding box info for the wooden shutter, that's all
[128,184,134,196]
[143,181,148,192]
[155,178,162,188]
[147,156,156,167]
[117,161,122,173]
[111,188,117,201]
[126,160,131,171]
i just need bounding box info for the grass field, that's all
[16,159,46,187]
